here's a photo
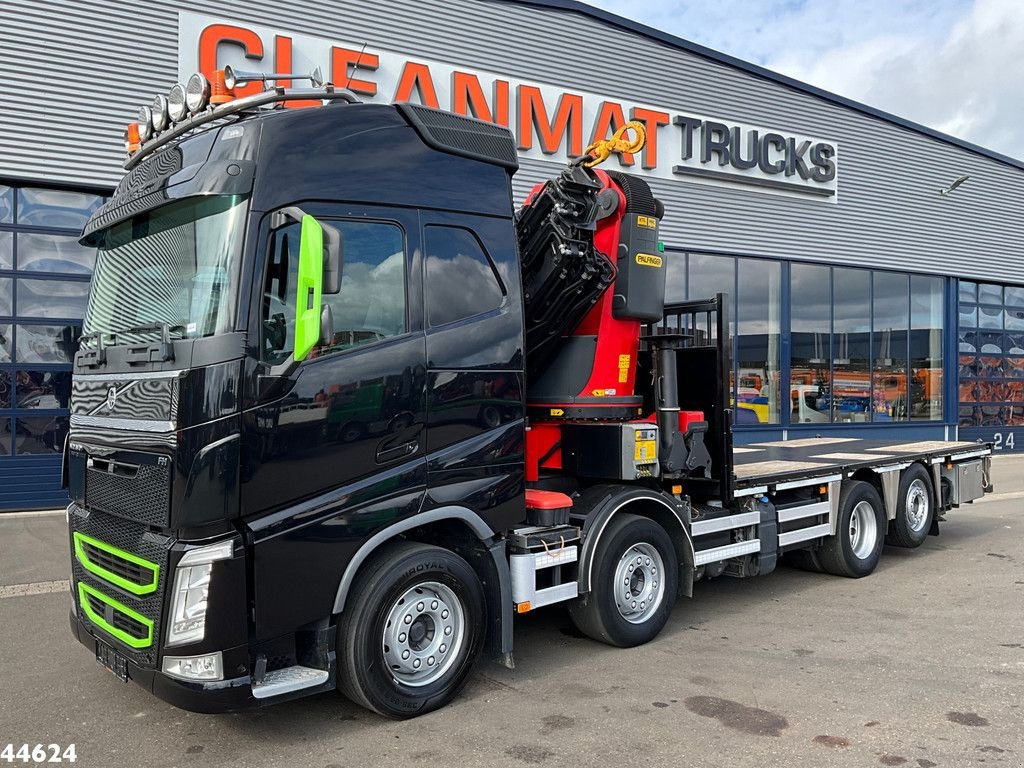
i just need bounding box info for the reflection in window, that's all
[0,418,9,455]
[0,185,12,223]
[910,275,943,420]
[873,273,909,422]
[0,323,11,361]
[736,258,780,424]
[0,278,11,316]
[790,264,831,423]
[958,280,977,304]
[832,268,871,423]
[17,233,97,274]
[958,280,1024,428]
[425,226,504,328]
[664,250,686,303]
[0,371,9,408]
[15,324,80,363]
[16,188,102,229]
[14,416,68,455]
[16,371,71,409]
[0,231,11,269]
[262,220,406,364]
[17,279,91,319]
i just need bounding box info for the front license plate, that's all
[95,640,129,682]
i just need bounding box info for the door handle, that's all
[375,440,418,463]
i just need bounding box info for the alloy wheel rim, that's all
[849,500,878,559]
[613,542,665,624]
[382,581,465,687]
[905,479,930,532]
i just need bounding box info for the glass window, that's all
[17,233,96,274]
[0,371,9,408]
[832,268,872,423]
[958,281,977,304]
[664,250,686,303]
[15,371,71,410]
[0,278,10,316]
[978,305,1003,329]
[1006,286,1024,308]
[978,283,1003,305]
[0,418,10,455]
[873,273,909,422]
[736,258,781,424]
[0,323,11,362]
[0,185,12,224]
[17,279,90,319]
[14,415,68,455]
[0,231,11,269]
[425,226,504,328]
[83,195,247,348]
[910,275,944,420]
[687,253,734,347]
[1006,307,1024,332]
[262,219,407,364]
[16,324,80,363]
[16,188,102,229]
[790,263,831,423]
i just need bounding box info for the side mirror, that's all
[294,214,324,362]
[320,302,334,347]
[322,222,343,294]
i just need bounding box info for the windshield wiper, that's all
[79,322,185,368]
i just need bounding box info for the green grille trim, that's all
[77,582,154,650]
[73,531,159,596]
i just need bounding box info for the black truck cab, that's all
[68,101,530,714]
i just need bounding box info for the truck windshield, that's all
[82,195,248,348]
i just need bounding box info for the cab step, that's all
[252,665,329,699]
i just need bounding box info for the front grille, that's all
[74,532,159,595]
[78,582,153,649]
[85,457,171,528]
[70,503,170,667]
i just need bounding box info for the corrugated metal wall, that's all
[2,0,1022,281]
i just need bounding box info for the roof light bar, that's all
[185,73,211,114]
[151,94,170,132]
[167,84,187,123]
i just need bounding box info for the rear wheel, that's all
[569,514,679,647]
[819,480,885,578]
[886,464,934,548]
[336,542,484,718]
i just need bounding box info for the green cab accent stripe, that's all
[73,531,159,596]
[77,582,154,650]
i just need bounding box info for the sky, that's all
[582,0,1024,161]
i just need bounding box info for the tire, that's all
[568,514,679,647]
[336,541,485,718]
[819,480,885,578]
[886,464,934,548]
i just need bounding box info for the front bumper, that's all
[70,610,256,714]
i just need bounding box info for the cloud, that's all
[582,0,1023,160]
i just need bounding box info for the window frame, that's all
[423,222,508,330]
[257,209,415,368]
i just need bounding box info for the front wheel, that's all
[336,542,484,718]
[569,513,679,647]
[819,480,885,578]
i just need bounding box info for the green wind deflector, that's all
[294,214,324,362]
[77,582,154,649]
[73,531,159,595]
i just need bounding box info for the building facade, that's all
[1,0,1021,509]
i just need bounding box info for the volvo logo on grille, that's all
[105,386,118,411]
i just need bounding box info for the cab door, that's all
[242,204,427,638]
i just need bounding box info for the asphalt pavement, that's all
[1,457,1022,768]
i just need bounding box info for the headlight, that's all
[151,94,169,132]
[165,539,233,648]
[137,106,153,142]
[185,72,210,114]
[167,84,187,123]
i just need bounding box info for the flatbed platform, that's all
[732,437,990,490]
